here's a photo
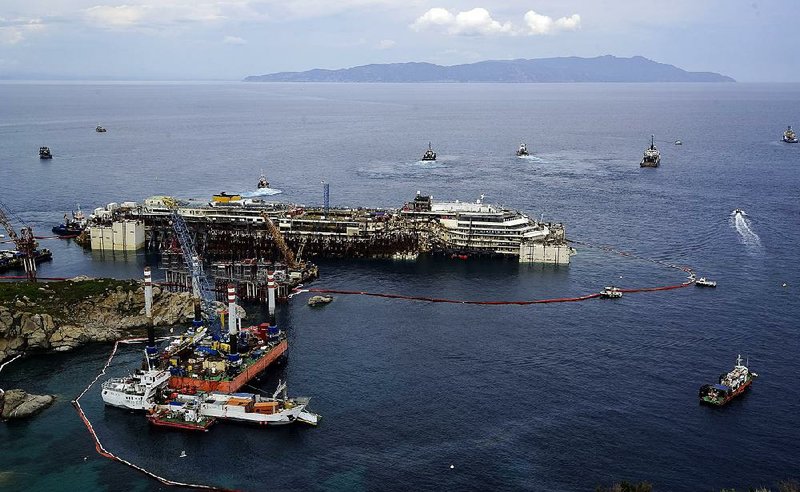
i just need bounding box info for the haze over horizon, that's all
[0,1,797,82]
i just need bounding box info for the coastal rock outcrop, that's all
[0,389,55,419]
[0,278,194,363]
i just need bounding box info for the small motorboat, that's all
[674,140,682,145]
[39,147,52,159]
[600,286,623,298]
[307,295,333,307]
[516,143,529,156]
[421,142,437,161]
[696,277,717,288]
[96,124,107,133]
[257,173,270,189]
[782,125,798,143]
[732,208,745,216]
[640,135,660,167]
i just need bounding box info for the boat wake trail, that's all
[240,188,283,198]
[730,210,761,250]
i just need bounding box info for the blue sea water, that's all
[0,81,799,491]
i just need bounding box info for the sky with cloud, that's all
[0,0,797,81]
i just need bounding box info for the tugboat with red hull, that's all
[699,355,758,406]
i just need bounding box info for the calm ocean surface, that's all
[1,82,799,491]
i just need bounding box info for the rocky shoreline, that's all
[0,277,195,364]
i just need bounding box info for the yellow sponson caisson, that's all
[212,193,242,203]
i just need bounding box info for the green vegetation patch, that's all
[0,278,139,311]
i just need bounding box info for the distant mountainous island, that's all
[244,55,734,83]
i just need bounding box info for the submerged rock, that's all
[0,389,55,419]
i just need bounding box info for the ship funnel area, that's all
[227,284,238,356]
[143,267,158,367]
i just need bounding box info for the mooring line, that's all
[71,339,237,491]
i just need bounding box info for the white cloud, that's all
[223,35,247,44]
[523,10,581,34]
[377,38,396,49]
[412,7,513,36]
[82,2,237,30]
[0,18,45,45]
[555,14,581,31]
[412,7,580,37]
[411,7,454,30]
[85,5,148,27]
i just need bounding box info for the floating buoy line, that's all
[71,337,236,492]
[56,238,699,490]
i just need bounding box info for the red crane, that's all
[0,201,39,282]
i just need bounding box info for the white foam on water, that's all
[730,211,761,250]
[240,188,283,198]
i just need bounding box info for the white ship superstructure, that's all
[401,193,572,263]
[101,366,171,411]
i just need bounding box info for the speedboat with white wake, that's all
[783,126,798,143]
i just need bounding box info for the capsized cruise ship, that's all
[401,192,573,264]
[86,191,573,264]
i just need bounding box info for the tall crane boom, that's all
[0,201,38,282]
[260,212,296,269]
[166,202,220,339]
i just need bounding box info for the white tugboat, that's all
[782,126,798,143]
[101,353,171,411]
[600,286,623,298]
[421,142,437,161]
[696,277,717,288]
[516,143,529,157]
[640,135,661,167]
